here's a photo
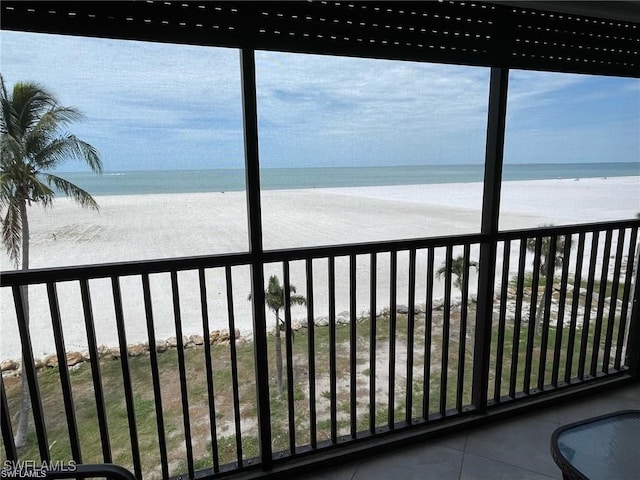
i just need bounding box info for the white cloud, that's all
[253,52,492,166]
[256,52,490,134]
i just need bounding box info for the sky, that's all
[1,30,639,172]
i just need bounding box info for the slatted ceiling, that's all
[2,1,639,77]
[510,6,639,72]
[253,1,498,62]
[0,1,245,48]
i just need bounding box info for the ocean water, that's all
[57,162,639,197]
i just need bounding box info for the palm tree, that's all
[526,227,568,335]
[1,76,102,448]
[436,254,479,298]
[248,275,306,395]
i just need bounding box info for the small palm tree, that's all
[1,76,102,447]
[436,254,479,297]
[526,227,568,335]
[248,275,305,395]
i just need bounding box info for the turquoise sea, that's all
[58,162,639,197]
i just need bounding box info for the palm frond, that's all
[29,178,55,208]
[1,134,24,163]
[0,76,15,136]
[34,134,102,173]
[43,174,100,210]
[526,227,567,274]
[436,255,478,290]
[10,83,57,137]
[0,175,12,209]
[0,75,8,104]
[1,197,23,267]
[289,294,307,306]
[25,108,85,158]
[1,161,53,206]
[261,275,307,312]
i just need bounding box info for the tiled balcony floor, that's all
[292,382,640,480]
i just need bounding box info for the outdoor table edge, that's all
[550,409,640,480]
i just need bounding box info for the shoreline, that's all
[2,176,639,360]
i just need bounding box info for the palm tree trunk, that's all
[275,317,283,396]
[14,199,31,448]
[534,252,553,336]
[534,292,545,336]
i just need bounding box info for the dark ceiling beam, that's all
[2,1,638,77]
[491,1,640,24]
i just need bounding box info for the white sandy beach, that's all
[1,177,639,360]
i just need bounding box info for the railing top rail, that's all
[0,251,254,287]
[497,218,640,241]
[2,218,638,287]
[263,232,487,262]
[0,232,485,286]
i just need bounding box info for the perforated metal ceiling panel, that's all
[2,1,638,77]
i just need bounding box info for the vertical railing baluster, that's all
[198,268,220,472]
[565,233,586,383]
[369,253,377,434]
[349,254,357,438]
[537,235,557,391]
[111,278,141,479]
[12,284,49,460]
[603,229,625,373]
[328,257,337,444]
[494,240,510,402]
[509,240,527,398]
[551,234,572,387]
[1,373,17,462]
[225,266,243,465]
[305,259,317,449]
[423,248,434,418]
[283,262,296,454]
[457,244,471,412]
[406,249,416,424]
[170,271,194,478]
[47,282,82,463]
[388,250,398,428]
[79,279,111,463]
[523,236,542,394]
[616,227,638,369]
[142,273,168,479]
[578,231,600,380]
[440,245,453,415]
[590,230,613,377]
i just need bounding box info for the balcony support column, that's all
[241,48,273,470]
[472,67,509,411]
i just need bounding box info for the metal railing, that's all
[1,220,638,479]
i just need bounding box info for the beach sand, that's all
[1,176,639,360]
